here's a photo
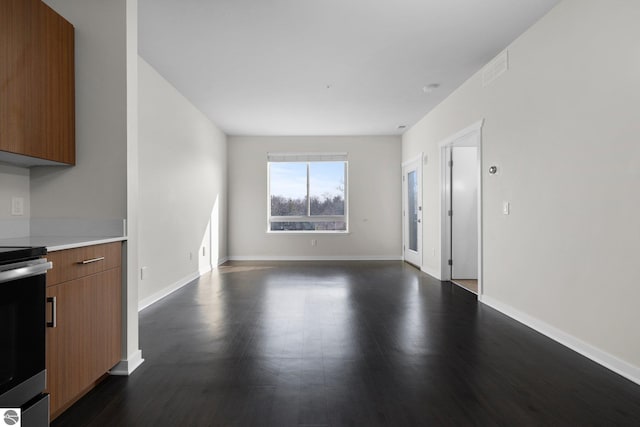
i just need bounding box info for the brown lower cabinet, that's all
[46,242,122,419]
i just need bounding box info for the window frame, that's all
[267,154,349,234]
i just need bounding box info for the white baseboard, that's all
[109,349,144,376]
[228,255,402,261]
[138,271,200,312]
[479,295,640,386]
[420,264,442,280]
[218,256,229,265]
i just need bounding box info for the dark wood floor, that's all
[53,261,640,426]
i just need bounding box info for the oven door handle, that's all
[47,296,57,328]
[0,259,53,284]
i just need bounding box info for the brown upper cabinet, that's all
[0,0,75,165]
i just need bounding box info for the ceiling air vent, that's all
[482,50,509,87]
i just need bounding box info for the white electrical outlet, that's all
[503,201,510,215]
[11,197,24,216]
[311,239,317,247]
[140,266,148,280]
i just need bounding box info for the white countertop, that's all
[0,236,127,252]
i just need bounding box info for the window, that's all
[268,152,348,232]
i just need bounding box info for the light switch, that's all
[11,197,24,216]
[503,201,510,215]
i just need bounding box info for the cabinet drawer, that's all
[47,242,121,287]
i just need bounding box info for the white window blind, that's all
[267,152,347,162]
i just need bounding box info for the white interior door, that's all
[403,158,422,267]
[439,120,483,294]
[451,146,478,279]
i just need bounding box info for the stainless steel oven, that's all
[0,247,52,427]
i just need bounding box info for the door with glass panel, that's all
[402,157,422,267]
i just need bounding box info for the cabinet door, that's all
[0,0,43,157]
[46,277,93,417]
[0,0,75,164]
[91,267,122,378]
[41,1,75,164]
[46,270,121,418]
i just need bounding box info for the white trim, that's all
[218,256,229,265]
[228,255,402,261]
[267,159,349,233]
[420,265,441,280]
[109,349,144,376]
[477,133,484,296]
[440,146,452,281]
[267,231,351,235]
[437,119,484,148]
[438,120,484,296]
[138,271,200,312]
[401,153,423,168]
[480,295,640,386]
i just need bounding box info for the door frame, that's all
[439,120,484,295]
[402,153,423,268]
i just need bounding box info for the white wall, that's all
[31,0,129,222]
[228,136,401,260]
[403,0,640,378]
[0,165,30,219]
[0,165,30,237]
[138,57,227,307]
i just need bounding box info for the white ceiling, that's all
[138,0,560,136]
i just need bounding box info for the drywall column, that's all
[120,0,143,374]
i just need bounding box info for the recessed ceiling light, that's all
[423,83,440,93]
